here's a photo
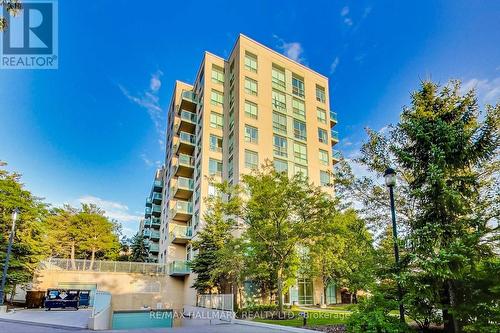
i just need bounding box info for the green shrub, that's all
[236,304,279,317]
[346,294,410,333]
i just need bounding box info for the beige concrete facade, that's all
[157,34,340,307]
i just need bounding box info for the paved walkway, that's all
[0,318,306,333]
[0,308,92,328]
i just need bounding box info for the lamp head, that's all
[384,168,397,187]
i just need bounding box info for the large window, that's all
[210,89,223,106]
[244,51,257,72]
[318,128,328,144]
[317,108,327,124]
[272,65,286,90]
[319,149,329,166]
[211,65,224,84]
[245,100,258,119]
[245,150,258,169]
[210,112,223,129]
[316,85,326,103]
[293,142,307,163]
[294,164,308,177]
[292,75,305,98]
[273,112,287,134]
[320,171,330,186]
[272,90,286,112]
[273,135,287,158]
[244,77,258,96]
[294,119,307,141]
[274,159,288,173]
[208,158,222,176]
[293,98,306,121]
[245,125,258,144]
[209,134,223,152]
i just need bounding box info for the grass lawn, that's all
[253,307,351,327]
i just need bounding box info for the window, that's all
[211,65,224,84]
[294,164,308,177]
[292,75,305,98]
[245,125,258,144]
[320,171,330,186]
[208,158,223,176]
[209,134,223,152]
[245,150,258,169]
[272,90,286,112]
[274,159,288,173]
[273,135,288,157]
[210,112,223,129]
[245,100,258,119]
[244,77,258,96]
[292,98,306,120]
[293,142,307,163]
[317,108,327,124]
[244,51,258,72]
[319,149,329,166]
[316,85,326,103]
[318,128,328,144]
[272,65,286,90]
[294,119,307,141]
[208,184,219,196]
[273,112,287,134]
[210,90,223,106]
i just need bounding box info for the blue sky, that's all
[1,0,499,237]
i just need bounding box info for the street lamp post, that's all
[384,168,405,323]
[0,208,19,306]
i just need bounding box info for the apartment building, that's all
[155,34,340,306]
[140,167,164,262]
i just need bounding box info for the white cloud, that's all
[119,70,165,149]
[362,6,372,18]
[341,6,349,17]
[273,35,306,64]
[140,153,153,167]
[343,18,353,26]
[330,56,340,74]
[77,195,143,223]
[461,77,500,104]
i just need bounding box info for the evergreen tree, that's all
[130,233,149,262]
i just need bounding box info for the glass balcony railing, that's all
[169,260,191,276]
[171,201,193,215]
[151,217,161,227]
[181,91,197,104]
[331,130,339,142]
[178,154,195,167]
[330,111,337,123]
[145,207,152,216]
[170,225,193,243]
[146,197,152,207]
[152,204,162,213]
[149,243,159,252]
[332,149,341,160]
[150,230,160,239]
[153,180,163,190]
[152,192,162,202]
[180,110,197,123]
[143,229,151,238]
[176,177,194,190]
[179,132,196,145]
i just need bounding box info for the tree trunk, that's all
[70,241,76,269]
[89,249,95,270]
[9,284,16,303]
[442,281,459,333]
[277,267,284,314]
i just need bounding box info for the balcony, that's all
[151,217,161,228]
[169,260,191,276]
[174,154,195,178]
[153,180,163,193]
[177,132,196,155]
[145,197,152,207]
[177,110,197,133]
[332,149,341,164]
[152,204,162,217]
[331,130,339,143]
[150,230,160,240]
[170,200,193,221]
[330,111,338,125]
[170,224,193,244]
[152,192,162,204]
[145,207,152,218]
[149,243,159,253]
[143,229,151,238]
[143,218,152,228]
[180,91,197,112]
[173,177,194,200]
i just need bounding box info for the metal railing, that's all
[197,294,234,312]
[39,258,168,274]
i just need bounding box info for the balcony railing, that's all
[169,260,191,276]
[40,258,168,274]
[176,177,194,190]
[150,230,160,239]
[170,225,193,244]
[179,110,197,123]
[332,150,341,161]
[331,130,339,142]
[146,197,152,207]
[152,192,162,204]
[151,217,161,228]
[181,91,197,104]
[145,207,152,217]
[171,201,193,214]
[179,154,195,167]
[143,218,152,228]
[330,111,337,124]
[179,132,196,145]
[149,244,160,253]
